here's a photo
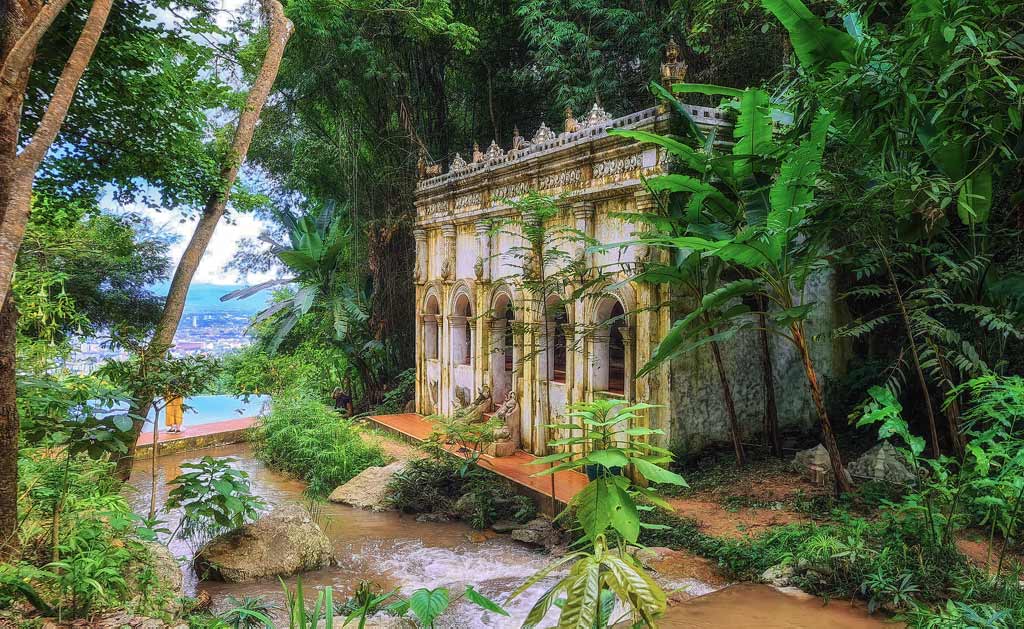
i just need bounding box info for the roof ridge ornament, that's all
[581,102,612,129]
[532,122,556,145]
[484,139,505,162]
[450,152,467,172]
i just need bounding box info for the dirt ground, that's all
[666,459,831,539]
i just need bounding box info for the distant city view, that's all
[64,283,272,374]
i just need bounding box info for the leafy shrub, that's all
[386,456,535,529]
[2,451,177,619]
[374,368,415,414]
[165,457,266,544]
[251,392,386,498]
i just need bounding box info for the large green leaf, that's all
[671,83,744,99]
[464,586,509,617]
[761,0,856,70]
[573,479,613,540]
[631,458,688,486]
[732,89,774,180]
[409,588,450,627]
[701,278,762,311]
[556,561,600,629]
[609,129,707,174]
[769,110,832,221]
[607,481,640,543]
[957,166,993,225]
[585,449,629,469]
[647,175,737,216]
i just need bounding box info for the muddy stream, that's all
[127,444,889,628]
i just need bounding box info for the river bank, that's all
[126,440,891,628]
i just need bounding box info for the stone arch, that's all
[487,283,519,404]
[586,283,636,397]
[448,281,474,368]
[421,285,442,360]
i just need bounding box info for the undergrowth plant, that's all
[251,392,386,498]
[165,456,266,545]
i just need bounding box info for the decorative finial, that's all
[564,107,579,134]
[484,139,505,162]
[532,122,556,145]
[450,152,467,172]
[581,102,611,129]
[660,36,688,88]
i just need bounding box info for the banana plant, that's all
[608,81,853,492]
[760,0,1018,227]
[222,202,369,353]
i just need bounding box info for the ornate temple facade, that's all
[412,41,841,457]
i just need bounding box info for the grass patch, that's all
[251,392,387,498]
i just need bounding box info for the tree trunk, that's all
[0,0,114,308]
[0,1,33,560]
[706,326,745,466]
[757,296,782,457]
[0,296,18,561]
[116,1,293,479]
[791,323,852,494]
[880,247,941,457]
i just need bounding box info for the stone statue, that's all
[472,141,484,163]
[417,148,442,178]
[511,126,528,153]
[489,390,519,457]
[564,107,579,134]
[660,36,688,88]
[452,385,492,424]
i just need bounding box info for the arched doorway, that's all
[489,290,516,404]
[421,292,442,413]
[450,290,474,404]
[591,296,629,397]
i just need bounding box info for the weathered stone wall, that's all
[668,270,844,454]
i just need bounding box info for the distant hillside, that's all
[152,282,274,315]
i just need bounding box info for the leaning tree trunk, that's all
[791,323,852,495]
[705,322,746,466]
[0,297,18,560]
[757,295,782,457]
[116,1,293,479]
[0,0,114,309]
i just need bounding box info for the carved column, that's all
[474,220,491,282]
[572,201,595,266]
[633,191,658,266]
[620,326,636,404]
[413,227,427,283]
[440,223,457,281]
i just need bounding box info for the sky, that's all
[111,0,278,289]
[115,200,278,286]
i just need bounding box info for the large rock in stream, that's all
[194,504,332,583]
[328,461,406,511]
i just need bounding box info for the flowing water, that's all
[127,444,890,628]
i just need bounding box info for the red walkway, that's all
[366,413,589,504]
[136,416,258,446]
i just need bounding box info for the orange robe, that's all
[164,396,184,427]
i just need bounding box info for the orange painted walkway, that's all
[366,413,589,504]
[136,416,259,446]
